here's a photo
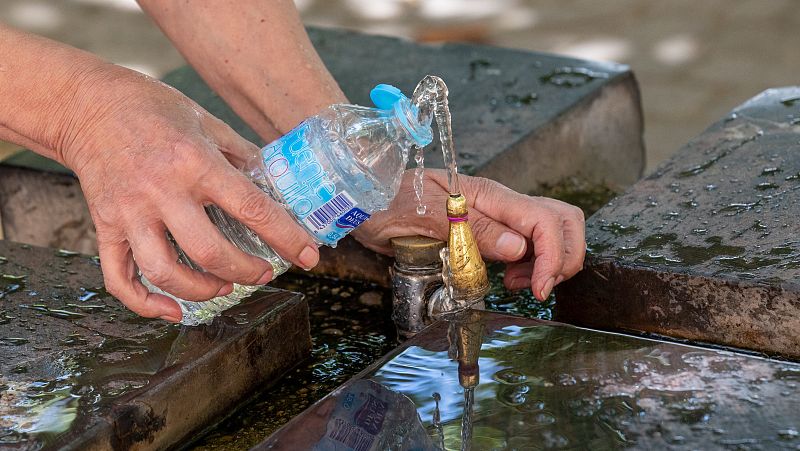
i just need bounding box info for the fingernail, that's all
[159,315,181,323]
[540,276,555,301]
[298,245,319,270]
[256,269,273,285]
[216,283,234,296]
[496,232,526,260]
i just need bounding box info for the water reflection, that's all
[365,314,800,450]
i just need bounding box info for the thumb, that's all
[468,212,528,262]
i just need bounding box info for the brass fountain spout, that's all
[389,193,490,338]
[446,193,489,305]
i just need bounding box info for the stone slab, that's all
[0,240,311,450]
[258,310,800,450]
[555,87,800,359]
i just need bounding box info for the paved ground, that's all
[1,0,798,171]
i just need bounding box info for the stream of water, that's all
[411,75,463,210]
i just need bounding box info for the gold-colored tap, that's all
[446,193,489,304]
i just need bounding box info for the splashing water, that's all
[412,75,462,205]
[435,247,457,314]
[432,392,445,449]
[414,149,426,215]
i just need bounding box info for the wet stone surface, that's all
[164,26,644,196]
[261,311,800,450]
[556,87,800,359]
[0,240,310,450]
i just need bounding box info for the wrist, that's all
[47,62,136,172]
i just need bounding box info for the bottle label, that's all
[312,379,435,451]
[261,122,370,245]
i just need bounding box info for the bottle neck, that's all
[393,98,433,148]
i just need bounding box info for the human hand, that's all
[352,169,586,300]
[61,67,320,321]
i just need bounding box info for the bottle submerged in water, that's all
[143,84,433,325]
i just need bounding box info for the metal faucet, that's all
[389,235,446,339]
[389,193,490,339]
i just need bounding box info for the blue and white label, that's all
[261,122,370,245]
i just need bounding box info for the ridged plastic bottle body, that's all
[143,99,431,325]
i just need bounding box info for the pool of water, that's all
[190,266,547,450]
[265,312,800,450]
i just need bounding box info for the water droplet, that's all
[781,96,800,107]
[498,384,529,406]
[78,289,100,302]
[493,369,527,385]
[539,67,608,88]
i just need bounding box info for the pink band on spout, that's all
[448,215,468,223]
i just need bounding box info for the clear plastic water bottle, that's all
[143,84,433,325]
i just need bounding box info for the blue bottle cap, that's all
[370,84,405,110]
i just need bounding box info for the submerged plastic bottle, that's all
[143,84,433,325]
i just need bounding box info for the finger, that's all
[464,178,566,299]
[468,210,528,262]
[162,202,275,285]
[98,239,182,322]
[202,169,320,270]
[560,209,587,279]
[202,114,260,169]
[128,222,232,301]
[503,260,534,291]
[527,211,566,300]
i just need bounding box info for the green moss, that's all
[532,178,618,217]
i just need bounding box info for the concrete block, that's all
[556,87,800,359]
[0,240,311,450]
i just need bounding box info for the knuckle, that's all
[241,265,266,284]
[170,136,202,164]
[565,261,584,277]
[188,239,223,267]
[91,201,122,229]
[103,277,125,301]
[138,259,174,287]
[472,177,498,200]
[170,136,216,179]
[469,216,494,236]
[570,206,585,223]
[564,254,584,274]
[237,191,280,226]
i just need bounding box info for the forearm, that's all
[0,24,121,168]
[137,0,347,142]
